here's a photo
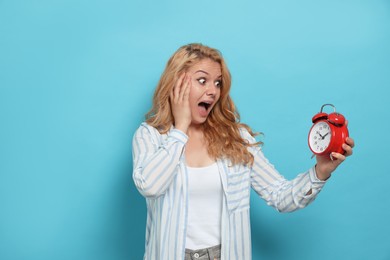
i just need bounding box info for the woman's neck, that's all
[187,124,204,137]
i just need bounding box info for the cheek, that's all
[215,88,222,100]
[188,86,200,106]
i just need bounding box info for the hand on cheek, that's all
[170,73,192,133]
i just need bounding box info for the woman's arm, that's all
[133,73,192,198]
[250,147,325,213]
[242,126,354,212]
[132,123,188,198]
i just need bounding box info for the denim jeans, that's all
[184,245,221,260]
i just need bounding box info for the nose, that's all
[206,84,217,96]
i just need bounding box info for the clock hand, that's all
[322,132,329,140]
[316,131,323,138]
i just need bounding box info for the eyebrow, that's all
[195,70,209,75]
[195,70,222,78]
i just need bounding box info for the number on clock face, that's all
[309,121,331,153]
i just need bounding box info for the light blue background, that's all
[1,0,389,259]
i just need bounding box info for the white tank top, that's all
[185,162,223,250]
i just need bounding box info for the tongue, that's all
[198,105,208,117]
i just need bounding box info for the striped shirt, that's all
[132,123,326,260]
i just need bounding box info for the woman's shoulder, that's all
[238,126,257,143]
[135,122,164,135]
[133,123,165,147]
[133,122,157,138]
[138,122,157,131]
[238,125,264,155]
[134,122,173,140]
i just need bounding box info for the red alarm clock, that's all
[308,104,349,158]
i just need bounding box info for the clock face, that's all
[309,121,331,154]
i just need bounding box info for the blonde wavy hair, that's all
[146,43,261,166]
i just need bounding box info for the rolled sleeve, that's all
[169,129,188,145]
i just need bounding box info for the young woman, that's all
[132,43,354,260]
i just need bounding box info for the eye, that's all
[197,78,206,85]
[215,80,222,88]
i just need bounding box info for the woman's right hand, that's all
[170,73,192,133]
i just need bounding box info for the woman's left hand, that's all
[315,137,355,181]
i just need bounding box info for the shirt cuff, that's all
[169,128,188,144]
[309,166,327,184]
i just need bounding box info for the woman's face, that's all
[186,58,222,125]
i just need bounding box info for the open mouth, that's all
[198,102,211,111]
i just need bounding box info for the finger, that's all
[183,76,191,100]
[331,152,346,162]
[176,73,186,99]
[178,75,188,101]
[342,143,353,156]
[345,137,355,148]
[170,83,175,100]
[174,73,186,102]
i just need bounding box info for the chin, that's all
[191,117,208,125]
